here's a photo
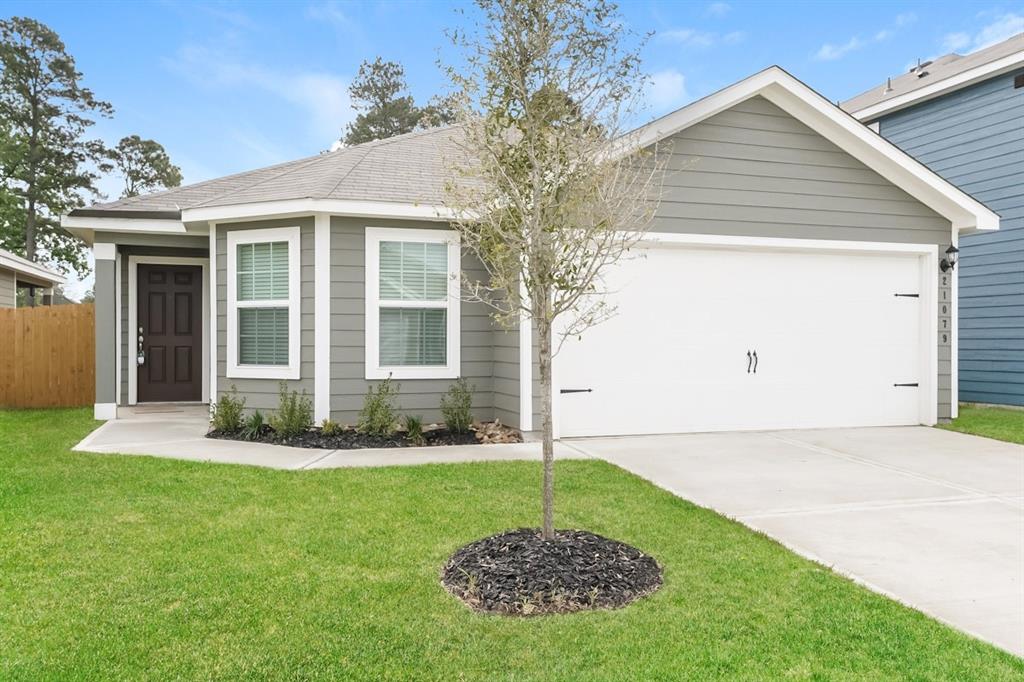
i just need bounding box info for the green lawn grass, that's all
[939,404,1024,445]
[2,409,1021,680]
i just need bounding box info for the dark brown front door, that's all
[137,264,202,403]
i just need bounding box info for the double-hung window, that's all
[226,226,301,379]
[365,227,460,379]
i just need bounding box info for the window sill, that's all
[365,365,459,381]
[227,364,301,380]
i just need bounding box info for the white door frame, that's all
[552,233,939,438]
[127,255,211,406]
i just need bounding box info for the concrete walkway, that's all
[568,426,1024,657]
[73,407,588,469]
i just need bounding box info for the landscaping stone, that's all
[441,528,662,615]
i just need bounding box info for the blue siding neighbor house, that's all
[844,34,1024,407]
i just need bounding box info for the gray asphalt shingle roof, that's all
[76,126,468,216]
[841,32,1024,116]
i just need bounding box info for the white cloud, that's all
[164,44,352,146]
[306,1,358,32]
[815,36,864,61]
[704,2,731,18]
[945,12,1024,53]
[942,32,971,51]
[647,69,688,111]
[659,27,744,48]
[814,11,916,61]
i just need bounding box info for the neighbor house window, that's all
[365,227,460,379]
[226,226,301,380]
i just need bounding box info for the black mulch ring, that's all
[207,426,481,449]
[441,528,663,616]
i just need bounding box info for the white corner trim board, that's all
[93,243,116,261]
[115,251,122,406]
[848,50,1024,121]
[364,226,462,380]
[314,214,331,422]
[209,223,218,404]
[127,255,211,406]
[625,66,998,234]
[225,225,302,381]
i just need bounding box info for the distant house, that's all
[844,33,1024,407]
[0,249,65,308]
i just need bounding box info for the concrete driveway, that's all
[568,426,1024,656]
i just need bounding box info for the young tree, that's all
[111,135,183,198]
[0,17,113,275]
[444,0,666,539]
[342,58,458,145]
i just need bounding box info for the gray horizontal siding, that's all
[217,218,314,412]
[878,70,1024,406]
[653,95,953,419]
[0,268,15,308]
[329,216,498,426]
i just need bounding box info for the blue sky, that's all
[2,0,1023,295]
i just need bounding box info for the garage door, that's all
[555,244,926,437]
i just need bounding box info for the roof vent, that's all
[909,58,932,74]
[883,77,893,93]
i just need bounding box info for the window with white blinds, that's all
[236,241,289,366]
[366,227,460,379]
[227,226,301,380]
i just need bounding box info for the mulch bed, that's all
[207,423,518,449]
[441,528,663,616]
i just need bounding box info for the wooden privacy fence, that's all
[0,303,95,408]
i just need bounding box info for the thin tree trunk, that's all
[538,309,554,540]
[25,199,37,307]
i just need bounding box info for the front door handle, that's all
[747,351,752,373]
[559,388,593,394]
[752,351,758,374]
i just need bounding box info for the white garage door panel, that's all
[556,245,923,437]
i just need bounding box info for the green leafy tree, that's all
[111,135,182,198]
[0,16,113,275]
[342,58,456,145]
[444,0,666,539]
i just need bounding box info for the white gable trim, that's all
[848,51,1024,121]
[626,66,999,234]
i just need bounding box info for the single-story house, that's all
[62,66,997,436]
[0,249,65,308]
[842,33,1024,407]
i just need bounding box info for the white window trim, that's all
[226,226,301,380]
[365,226,461,380]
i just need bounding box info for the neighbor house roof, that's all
[63,65,998,237]
[0,249,65,288]
[842,32,1024,121]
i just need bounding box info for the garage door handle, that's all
[747,351,752,373]
[560,388,593,394]
[752,351,758,374]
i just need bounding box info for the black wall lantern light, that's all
[940,245,959,273]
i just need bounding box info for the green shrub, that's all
[357,376,400,437]
[404,414,425,446]
[441,377,474,433]
[270,382,313,439]
[320,418,341,436]
[211,386,245,432]
[241,410,265,441]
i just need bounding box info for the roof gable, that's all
[625,66,998,233]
